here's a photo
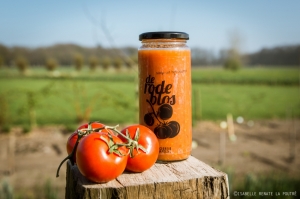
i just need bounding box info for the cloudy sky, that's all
[1,0,299,53]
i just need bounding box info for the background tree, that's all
[89,56,98,71]
[112,58,123,71]
[15,56,29,75]
[74,53,84,71]
[124,57,136,70]
[0,55,4,69]
[45,58,58,72]
[223,29,243,71]
[247,45,300,66]
[224,54,241,71]
[0,44,10,66]
[0,43,299,68]
[191,48,217,66]
[101,57,111,71]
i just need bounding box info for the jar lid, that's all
[139,31,189,41]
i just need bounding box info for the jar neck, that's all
[140,39,188,49]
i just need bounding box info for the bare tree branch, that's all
[81,0,136,65]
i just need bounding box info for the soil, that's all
[0,119,299,198]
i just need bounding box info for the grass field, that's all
[0,67,299,128]
[191,67,299,85]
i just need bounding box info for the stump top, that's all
[66,156,229,199]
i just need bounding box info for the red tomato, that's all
[66,122,107,163]
[120,124,159,173]
[76,132,128,183]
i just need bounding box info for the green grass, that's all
[0,66,137,82]
[191,67,299,85]
[0,179,61,199]
[0,78,137,126]
[0,67,299,127]
[192,84,299,120]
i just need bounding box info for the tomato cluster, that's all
[57,122,159,183]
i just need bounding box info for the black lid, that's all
[139,31,189,41]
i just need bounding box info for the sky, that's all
[1,0,300,53]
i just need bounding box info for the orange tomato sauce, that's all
[138,48,192,161]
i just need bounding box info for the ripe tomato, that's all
[66,122,107,163]
[120,124,159,173]
[76,132,128,183]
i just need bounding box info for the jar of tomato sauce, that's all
[138,31,192,162]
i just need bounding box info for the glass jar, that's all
[138,31,192,162]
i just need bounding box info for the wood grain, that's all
[65,156,229,199]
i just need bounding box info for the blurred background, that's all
[0,0,299,198]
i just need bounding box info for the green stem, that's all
[94,125,130,141]
[56,130,86,177]
[96,125,147,157]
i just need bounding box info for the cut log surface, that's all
[65,156,229,199]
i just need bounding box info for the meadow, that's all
[0,66,299,130]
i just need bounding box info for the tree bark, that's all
[65,156,229,199]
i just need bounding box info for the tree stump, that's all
[65,156,229,199]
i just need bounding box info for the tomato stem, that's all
[95,125,147,157]
[56,130,88,178]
